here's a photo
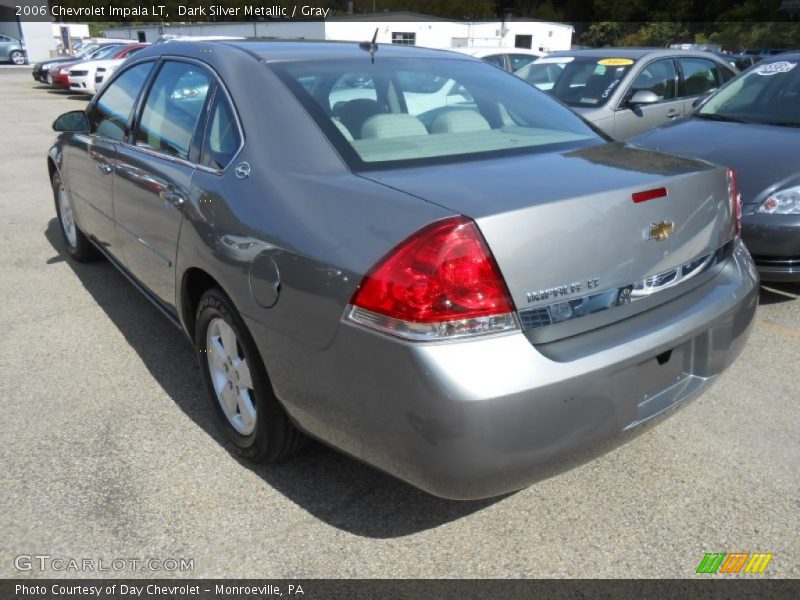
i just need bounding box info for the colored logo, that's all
[696,552,773,574]
[645,221,675,242]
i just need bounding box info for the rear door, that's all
[614,58,683,139]
[113,60,213,309]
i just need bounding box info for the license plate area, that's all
[625,341,696,428]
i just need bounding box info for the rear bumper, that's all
[260,241,759,500]
[742,212,800,282]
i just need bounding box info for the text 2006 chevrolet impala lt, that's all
[48,41,758,499]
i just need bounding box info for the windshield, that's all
[698,59,800,126]
[75,44,99,58]
[90,45,123,60]
[516,56,635,107]
[272,57,602,169]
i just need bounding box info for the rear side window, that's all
[201,91,241,170]
[135,61,212,160]
[679,58,720,97]
[91,61,154,141]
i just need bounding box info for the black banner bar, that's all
[2,579,799,600]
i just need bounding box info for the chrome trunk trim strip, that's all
[518,242,733,331]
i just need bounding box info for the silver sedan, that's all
[517,48,737,139]
[48,40,757,499]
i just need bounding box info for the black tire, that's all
[10,50,25,65]
[195,288,305,463]
[52,171,98,262]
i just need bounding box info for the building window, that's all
[515,34,532,49]
[392,32,416,46]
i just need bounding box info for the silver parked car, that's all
[48,41,757,499]
[516,48,738,139]
[0,34,26,65]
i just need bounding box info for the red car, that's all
[47,44,144,89]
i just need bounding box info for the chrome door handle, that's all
[160,188,186,207]
[97,162,113,175]
[666,110,680,119]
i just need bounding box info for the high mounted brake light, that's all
[632,187,667,203]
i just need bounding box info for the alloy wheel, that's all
[58,184,77,248]
[206,317,256,435]
[10,51,25,65]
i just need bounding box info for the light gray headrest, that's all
[360,114,428,139]
[430,110,491,134]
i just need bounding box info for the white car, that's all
[447,47,546,72]
[68,44,148,95]
[156,35,246,44]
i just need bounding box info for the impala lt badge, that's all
[526,277,600,303]
[645,221,675,241]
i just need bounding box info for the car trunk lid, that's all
[358,143,734,340]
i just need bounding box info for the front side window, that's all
[135,61,212,160]
[680,58,720,97]
[273,57,602,168]
[201,91,241,170]
[91,61,154,141]
[628,59,677,102]
[516,56,635,107]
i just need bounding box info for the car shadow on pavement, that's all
[759,283,799,305]
[45,218,502,538]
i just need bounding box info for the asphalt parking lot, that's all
[0,69,797,579]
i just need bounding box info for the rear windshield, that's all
[516,56,636,107]
[271,57,602,169]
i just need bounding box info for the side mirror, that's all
[53,110,89,132]
[692,95,710,109]
[628,90,659,107]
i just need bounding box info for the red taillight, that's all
[348,217,517,340]
[727,167,742,238]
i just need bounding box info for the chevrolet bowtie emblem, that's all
[645,221,675,241]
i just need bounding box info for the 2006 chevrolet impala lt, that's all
[48,40,759,499]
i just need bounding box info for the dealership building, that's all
[105,12,574,53]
